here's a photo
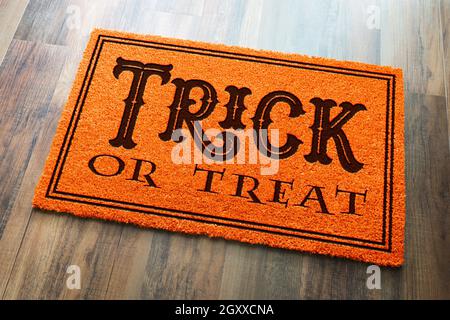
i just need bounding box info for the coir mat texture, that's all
[33,29,405,266]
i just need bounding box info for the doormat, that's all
[33,29,405,266]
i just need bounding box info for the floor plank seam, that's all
[1,207,34,299]
[103,226,124,299]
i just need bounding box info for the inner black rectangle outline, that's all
[45,34,396,252]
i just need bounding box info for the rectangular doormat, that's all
[33,29,405,266]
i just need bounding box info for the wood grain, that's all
[380,0,445,96]
[0,39,68,296]
[0,0,29,66]
[441,0,450,144]
[0,0,449,299]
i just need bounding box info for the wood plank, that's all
[3,213,123,299]
[235,0,263,48]
[106,231,226,299]
[400,93,450,298]
[0,39,67,297]
[257,0,331,55]
[14,0,97,45]
[440,0,450,144]
[0,40,67,235]
[155,0,204,16]
[380,0,445,95]
[0,0,29,66]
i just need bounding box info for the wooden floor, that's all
[0,0,449,299]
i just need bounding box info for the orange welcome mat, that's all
[33,29,405,266]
